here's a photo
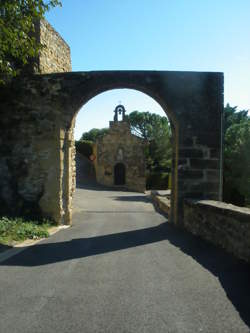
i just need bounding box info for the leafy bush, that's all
[75,140,93,158]
[146,172,169,190]
[0,216,54,245]
[223,104,250,206]
[80,128,108,141]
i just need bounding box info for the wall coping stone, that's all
[185,199,250,222]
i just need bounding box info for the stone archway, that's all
[0,70,223,226]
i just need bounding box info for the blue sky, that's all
[46,0,250,139]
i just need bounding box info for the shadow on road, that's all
[0,244,13,254]
[76,183,131,192]
[1,223,167,266]
[1,221,250,328]
[112,195,151,203]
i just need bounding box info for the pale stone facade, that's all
[95,105,146,192]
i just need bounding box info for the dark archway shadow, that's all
[1,222,250,328]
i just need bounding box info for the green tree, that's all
[129,111,172,171]
[223,104,250,206]
[224,103,249,132]
[80,128,109,141]
[0,0,61,83]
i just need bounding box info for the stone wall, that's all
[0,78,74,224]
[0,84,62,222]
[184,200,250,262]
[96,120,146,192]
[35,19,71,73]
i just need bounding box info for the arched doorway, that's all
[70,80,178,224]
[114,163,126,185]
[62,71,222,226]
[74,89,171,194]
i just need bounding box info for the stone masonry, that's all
[0,70,224,225]
[184,199,250,263]
[34,19,72,74]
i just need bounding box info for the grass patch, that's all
[0,216,55,246]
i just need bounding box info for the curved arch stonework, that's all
[0,70,223,225]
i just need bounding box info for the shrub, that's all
[0,216,54,245]
[75,140,93,158]
[146,172,169,190]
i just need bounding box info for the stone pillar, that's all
[170,124,179,225]
[60,125,76,225]
[176,122,222,224]
[38,127,64,224]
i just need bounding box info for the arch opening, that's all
[69,87,177,224]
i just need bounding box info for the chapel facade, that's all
[94,105,146,192]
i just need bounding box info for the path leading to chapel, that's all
[0,186,249,332]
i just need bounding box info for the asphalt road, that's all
[0,187,250,333]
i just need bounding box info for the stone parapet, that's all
[151,191,171,216]
[184,200,250,263]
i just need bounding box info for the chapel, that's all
[94,105,146,192]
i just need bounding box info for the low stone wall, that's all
[184,200,250,263]
[151,191,171,216]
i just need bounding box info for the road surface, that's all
[0,186,250,332]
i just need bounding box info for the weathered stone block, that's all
[178,169,204,179]
[179,148,203,158]
[190,158,219,169]
[189,181,220,192]
[210,148,220,159]
[206,170,220,181]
